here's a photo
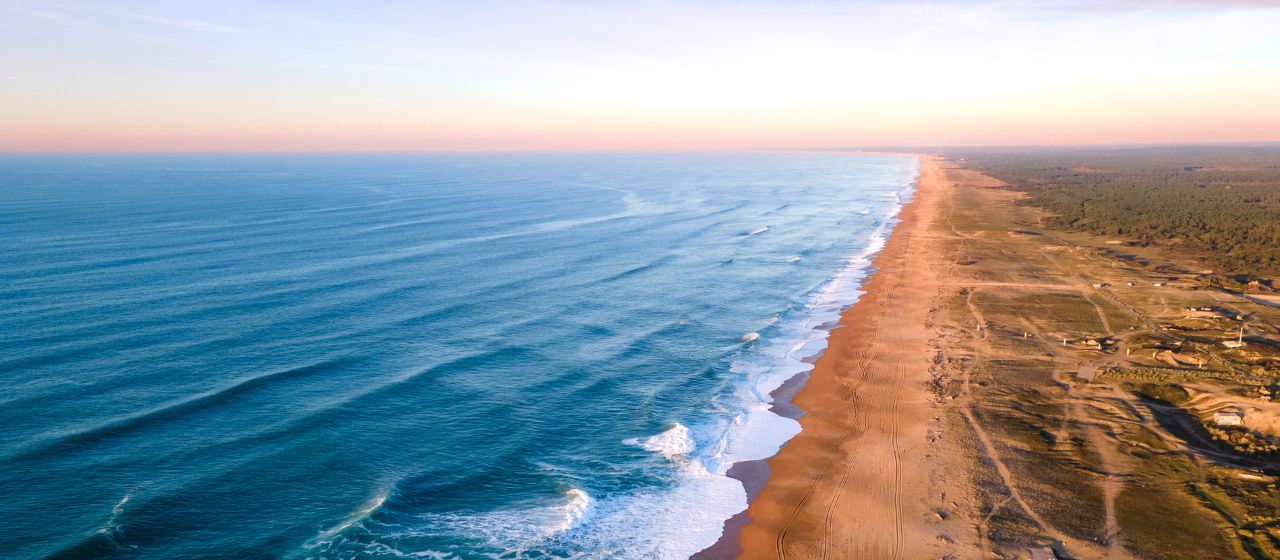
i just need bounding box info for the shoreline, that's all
[694,154,924,560]
[719,155,946,558]
[695,368,810,559]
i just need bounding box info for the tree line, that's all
[950,147,1280,277]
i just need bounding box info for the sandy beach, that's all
[733,156,952,559]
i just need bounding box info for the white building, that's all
[1213,409,1244,426]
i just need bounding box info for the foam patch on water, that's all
[550,488,594,534]
[308,480,734,559]
[302,487,595,559]
[95,494,134,548]
[312,491,389,544]
[624,422,695,461]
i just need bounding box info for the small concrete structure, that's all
[1223,326,1246,348]
[1029,547,1059,560]
[1214,409,1244,427]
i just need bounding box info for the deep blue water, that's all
[0,152,917,559]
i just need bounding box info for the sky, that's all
[1,0,1279,151]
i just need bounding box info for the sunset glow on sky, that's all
[2,1,1279,151]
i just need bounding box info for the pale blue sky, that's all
[3,1,1278,150]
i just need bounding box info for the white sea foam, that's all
[624,422,696,461]
[97,494,129,536]
[304,487,595,559]
[551,488,594,534]
[309,490,390,546]
[95,493,137,549]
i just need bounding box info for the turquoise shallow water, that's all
[0,152,917,559]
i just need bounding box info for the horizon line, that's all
[3,140,1280,156]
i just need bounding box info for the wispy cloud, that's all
[9,7,93,28]
[133,14,238,34]
[948,0,1280,23]
[1118,0,1280,7]
[1018,0,1280,12]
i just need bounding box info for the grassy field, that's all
[930,151,1280,559]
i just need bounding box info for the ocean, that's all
[0,152,918,559]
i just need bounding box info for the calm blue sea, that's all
[0,152,917,559]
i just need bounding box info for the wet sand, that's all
[732,156,949,559]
